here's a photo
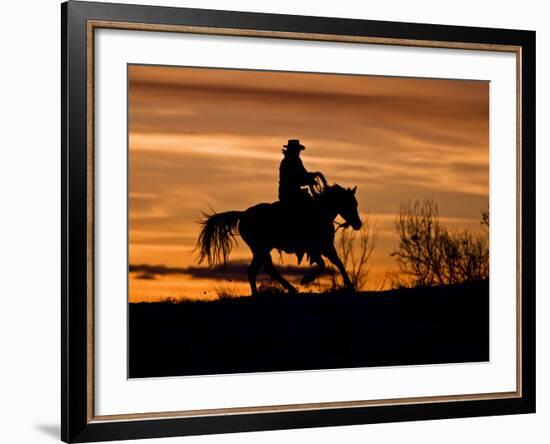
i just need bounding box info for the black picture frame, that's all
[62,1,536,442]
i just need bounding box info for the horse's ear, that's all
[351,186,357,195]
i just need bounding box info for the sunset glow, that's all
[128,65,489,302]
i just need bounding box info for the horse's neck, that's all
[317,195,339,222]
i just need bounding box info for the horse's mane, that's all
[325,184,344,192]
[320,183,345,198]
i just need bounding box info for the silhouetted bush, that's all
[326,214,377,291]
[391,200,488,287]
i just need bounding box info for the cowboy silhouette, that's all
[278,139,324,207]
[277,139,327,263]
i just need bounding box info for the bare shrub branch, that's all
[327,215,377,291]
[391,200,489,287]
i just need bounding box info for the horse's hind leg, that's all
[247,254,263,296]
[301,255,325,285]
[263,254,298,294]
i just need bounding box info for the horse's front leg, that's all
[301,255,325,285]
[325,246,354,290]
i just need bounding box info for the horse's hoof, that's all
[287,286,299,294]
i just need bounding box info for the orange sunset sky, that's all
[128,64,489,302]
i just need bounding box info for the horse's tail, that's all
[196,211,243,267]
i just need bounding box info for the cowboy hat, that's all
[283,139,305,151]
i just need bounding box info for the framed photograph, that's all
[62,1,535,442]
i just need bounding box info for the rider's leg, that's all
[325,246,354,289]
[263,253,298,293]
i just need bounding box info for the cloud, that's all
[129,260,332,282]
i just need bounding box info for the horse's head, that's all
[324,184,362,230]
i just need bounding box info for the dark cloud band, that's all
[129,261,333,282]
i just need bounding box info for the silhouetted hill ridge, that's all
[129,280,489,378]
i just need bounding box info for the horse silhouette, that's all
[196,183,362,295]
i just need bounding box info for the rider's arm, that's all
[296,158,317,185]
